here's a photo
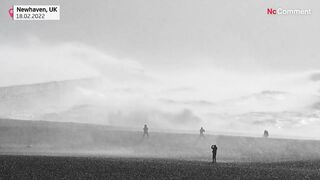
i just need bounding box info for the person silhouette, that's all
[263,130,269,138]
[200,127,205,137]
[143,124,149,137]
[211,145,218,163]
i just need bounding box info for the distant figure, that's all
[200,127,205,137]
[263,130,269,138]
[143,124,149,137]
[211,145,218,163]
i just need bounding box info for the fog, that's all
[1,0,320,140]
[1,119,320,162]
[1,0,320,167]
[1,40,320,139]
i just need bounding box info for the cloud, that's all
[1,39,320,138]
[0,40,147,87]
[41,103,201,130]
[310,72,320,82]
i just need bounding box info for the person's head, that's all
[144,124,147,127]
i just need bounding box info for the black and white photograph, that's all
[0,0,320,179]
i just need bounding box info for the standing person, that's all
[200,127,205,137]
[263,130,269,138]
[143,124,149,137]
[211,145,218,163]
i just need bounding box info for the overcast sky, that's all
[1,0,320,72]
[1,0,320,137]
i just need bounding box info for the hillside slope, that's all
[0,119,320,162]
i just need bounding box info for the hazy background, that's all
[0,0,320,138]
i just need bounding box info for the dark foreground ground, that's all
[0,155,320,180]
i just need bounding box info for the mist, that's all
[2,2,320,178]
[0,40,320,139]
[1,119,320,163]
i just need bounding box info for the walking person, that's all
[211,145,218,163]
